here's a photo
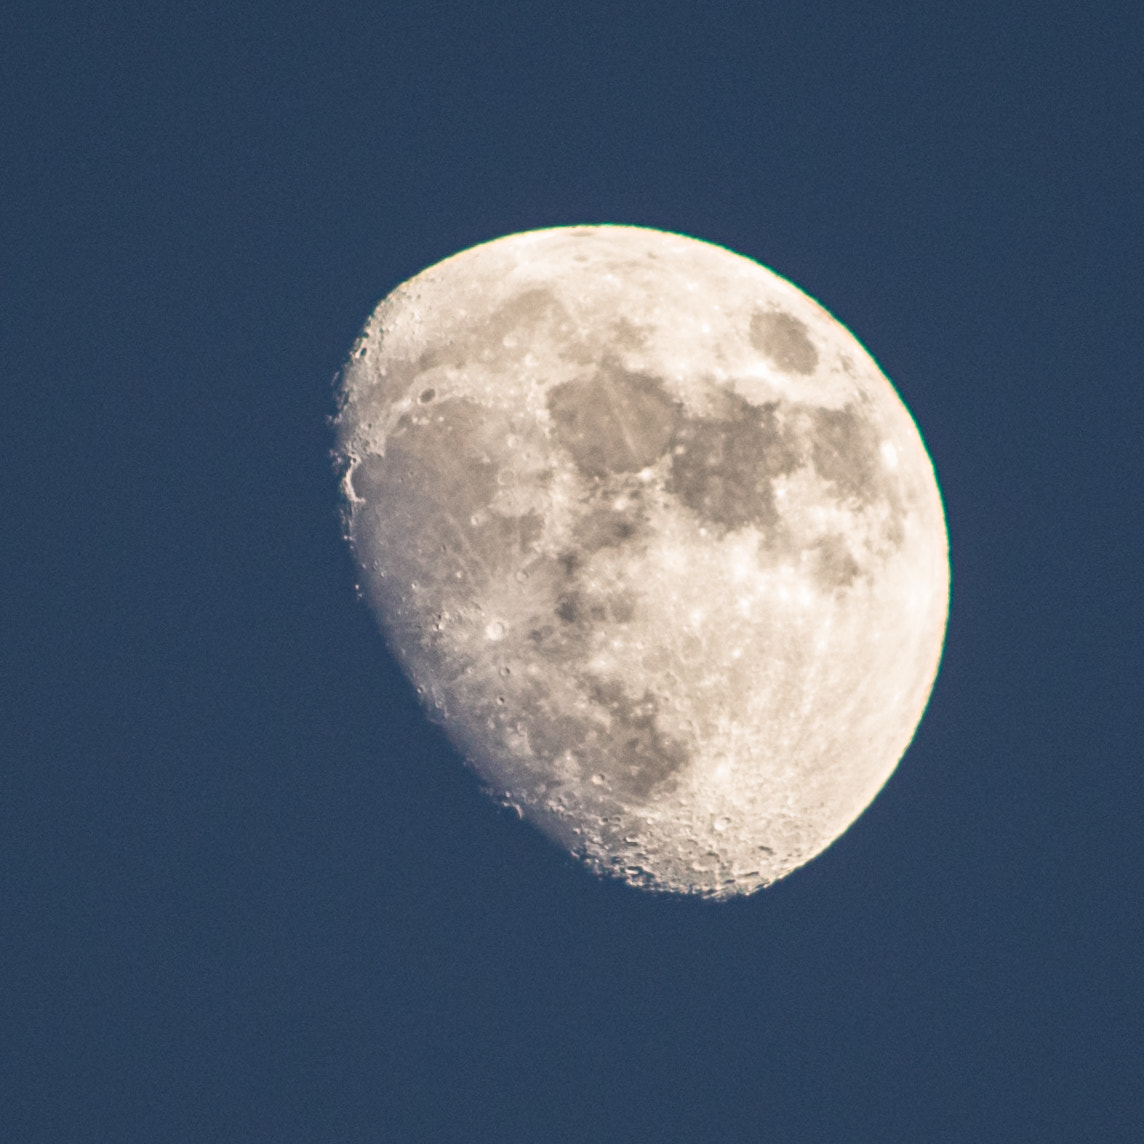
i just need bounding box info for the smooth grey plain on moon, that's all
[335,226,949,898]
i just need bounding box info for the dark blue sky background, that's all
[3,3,1142,1141]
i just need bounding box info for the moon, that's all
[334,225,949,898]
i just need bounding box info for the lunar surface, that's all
[334,226,949,898]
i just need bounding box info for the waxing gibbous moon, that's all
[335,225,949,898]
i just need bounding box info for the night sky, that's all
[4,3,1142,1142]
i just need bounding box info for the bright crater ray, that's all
[335,225,949,898]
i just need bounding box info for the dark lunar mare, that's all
[667,393,800,536]
[749,308,820,375]
[546,360,681,479]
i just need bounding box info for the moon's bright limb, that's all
[335,226,949,898]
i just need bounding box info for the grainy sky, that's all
[3,3,1142,1141]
